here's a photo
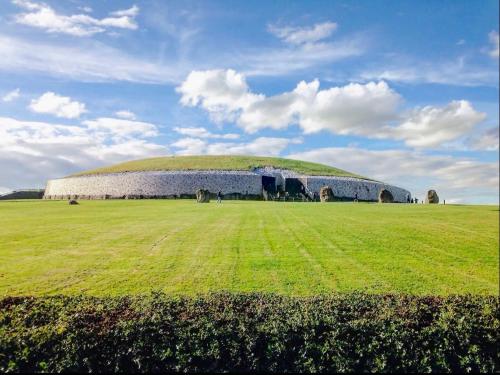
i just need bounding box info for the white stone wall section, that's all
[302,176,410,202]
[44,169,411,202]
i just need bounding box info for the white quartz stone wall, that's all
[301,176,410,202]
[44,171,263,198]
[44,169,411,202]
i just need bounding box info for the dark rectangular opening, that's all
[262,176,276,194]
[285,178,305,195]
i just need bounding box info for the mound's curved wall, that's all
[300,176,410,202]
[44,169,411,202]
[44,171,263,199]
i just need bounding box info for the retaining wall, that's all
[43,170,411,202]
[44,171,263,199]
[301,176,410,202]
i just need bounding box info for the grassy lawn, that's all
[0,200,497,296]
[71,155,368,179]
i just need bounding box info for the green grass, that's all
[71,155,368,179]
[0,200,497,296]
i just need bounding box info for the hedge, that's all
[0,293,498,373]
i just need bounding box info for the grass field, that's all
[0,200,497,296]
[72,155,368,179]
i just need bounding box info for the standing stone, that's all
[196,189,210,203]
[319,186,334,202]
[378,189,394,203]
[425,190,439,204]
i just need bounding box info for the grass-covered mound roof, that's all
[71,155,368,179]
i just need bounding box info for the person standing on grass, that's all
[217,190,222,204]
[354,192,358,202]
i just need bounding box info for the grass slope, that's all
[71,155,367,179]
[0,200,497,296]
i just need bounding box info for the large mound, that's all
[71,155,368,179]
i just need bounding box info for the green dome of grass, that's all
[71,155,369,179]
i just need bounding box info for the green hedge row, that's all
[1,293,498,373]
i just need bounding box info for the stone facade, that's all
[44,171,262,199]
[43,169,411,202]
[300,176,410,202]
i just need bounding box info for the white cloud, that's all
[110,5,139,18]
[242,33,365,77]
[79,6,93,13]
[0,33,180,83]
[298,81,401,135]
[178,70,401,134]
[358,56,499,87]
[115,110,137,120]
[82,118,159,139]
[29,92,87,119]
[177,69,262,123]
[388,100,486,148]
[178,69,486,148]
[268,21,338,45]
[0,116,166,190]
[465,127,499,151]
[12,1,139,36]
[171,136,301,156]
[2,88,21,102]
[173,126,239,139]
[288,147,499,204]
[200,20,365,77]
[171,137,207,155]
[488,30,499,58]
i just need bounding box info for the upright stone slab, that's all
[196,189,210,203]
[319,186,334,202]
[425,190,439,204]
[378,189,394,203]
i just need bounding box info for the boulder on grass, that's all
[319,186,334,202]
[378,189,394,203]
[425,190,439,204]
[196,189,210,203]
[68,199,79,205]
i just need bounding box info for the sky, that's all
[0,0,498,204]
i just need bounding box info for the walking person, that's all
[217,190,222,204]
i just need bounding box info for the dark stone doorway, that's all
[285,178,305,195]
[262,176,276,194]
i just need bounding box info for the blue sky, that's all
[0,0,498,203]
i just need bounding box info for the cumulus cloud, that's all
[171,136,302,156]
[488,30,499,58]
[29,92,86,119]
[268,21,338,45]
[2,88,21,102]
[173,127,239,139]
[115,110,137,120]
[0,116,166,190]
[176,69,262,122]
[388,100,487,148]
[288,147,499,204]
[12,0,139,36]
[177,69,486,148]
[177,69,400,133]
[82,118,159,139]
